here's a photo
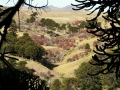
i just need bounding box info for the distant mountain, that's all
[45,5,61,10]
[62,5,73,10]
[45,5,74,11]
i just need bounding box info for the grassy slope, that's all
[61,38,97,63]
[14,8,100,78]
[13,56,60,80]
[53,38,97,77]
[14,8,97,23]
[53,54,93,77]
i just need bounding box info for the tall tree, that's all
[72,0,120,78]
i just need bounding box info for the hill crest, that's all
[43,5,77,11]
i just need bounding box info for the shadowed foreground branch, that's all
[72,0,120,78]
[0,0,49,90]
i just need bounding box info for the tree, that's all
[26,18,30,23]
[8,27,17,37]
[7,58,16,67]
[0,59,48,90]
[29,16,36,23]
[25,46,39,59]
[75,62,102,90]
[30,12,38,17]
[14,45,21,53]
[0,0,49,89]
[14,33,46,60]
[3,44,14,52]
[40,18,45,23]
[72,0,120,78]
[18,46,25,57]
[78,21,87,29]
[16,33,32,45]
[101,73,120,90]
[6,33,17,44]
[60,24,66,30]
[85,43,90,49]
[62,78,78,90]
[40,18,59,30]
[51,79,62,90]
[26,12,38,23]
[68,26,79,33]
[16,61,28,71]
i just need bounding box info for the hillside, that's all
[0,2,119,90]
[14,8,98,23]
[45,5,74,11]
[15,56,60,80]
[12,8,103,81]
[53,54,93,77]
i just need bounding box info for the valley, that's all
[0,0,119,89]
[7,7,107,88]
[13,8,100,78]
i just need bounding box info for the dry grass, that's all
[61,37,97,63]
[42,45,63,50]
[53,38,97,77]
[53,54,93,77]
[13,8,102,78]
[16,31,23,37]
[14,8,97,23]
[14,35,97,78]
[13,56,60,80]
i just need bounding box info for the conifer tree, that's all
[72,0,120,78]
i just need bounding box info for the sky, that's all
[1,0,78,8]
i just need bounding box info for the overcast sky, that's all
[1,0,78,8]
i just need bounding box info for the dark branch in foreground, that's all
[0,0,49,89]
[72,0,120,79]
